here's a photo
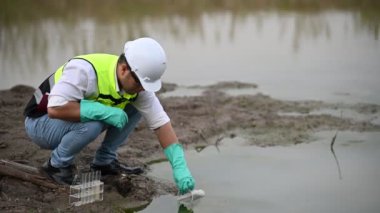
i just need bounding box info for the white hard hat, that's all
[124,37,167,92]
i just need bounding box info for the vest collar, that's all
[114,65,121,93]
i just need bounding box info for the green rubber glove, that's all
[164,143,195,194]
[80,99,128,129]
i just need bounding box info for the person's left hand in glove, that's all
[164,143,195,194]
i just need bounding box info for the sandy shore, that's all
[0,82,379,212]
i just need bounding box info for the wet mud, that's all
[0,82,379,212]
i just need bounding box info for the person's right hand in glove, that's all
[164,143,195,194]
[80,99,128,129]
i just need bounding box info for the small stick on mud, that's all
[330,130,342,180]
[0,159,58,189]
[0,159,39,174]
[214,136,224,152]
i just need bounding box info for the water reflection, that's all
[0,0,379,93]
[178,204,194,213]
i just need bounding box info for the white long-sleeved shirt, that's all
[48,59,170,130]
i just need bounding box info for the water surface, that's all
[147,131,380,213]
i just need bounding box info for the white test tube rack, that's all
[69,171,104,206]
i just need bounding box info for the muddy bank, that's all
[0,82,379,212]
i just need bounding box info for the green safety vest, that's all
[24,53,138,118]
[55,54,137,109]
